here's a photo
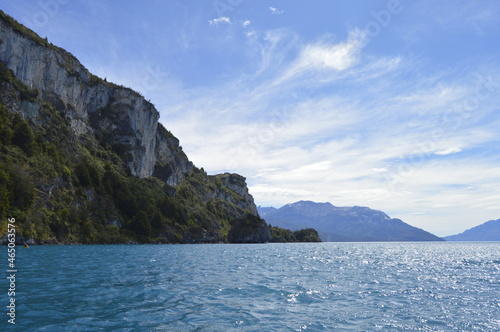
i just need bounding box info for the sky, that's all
[1,0,499,236]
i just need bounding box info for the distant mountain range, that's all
[258,201,443,242]
[444,219,500,241]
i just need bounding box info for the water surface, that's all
[5,242,500,331]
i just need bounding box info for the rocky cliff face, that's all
[0,13,191,184]
[214,173,259,216]
[153,125,193,186]
[0,11,267,244]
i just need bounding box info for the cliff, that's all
[0,11,189,183]
[0,10,269,244]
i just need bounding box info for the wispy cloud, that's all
[269,7,284,15]
[276,29,366,83]
[208,16,231,26]
[431,1,500,34]
[435,147,462,155]
[242,20,251,27]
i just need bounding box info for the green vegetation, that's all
[269,226,322,243]
[293,228,322,242]
[0,62,39,102]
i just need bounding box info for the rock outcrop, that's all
[214,173,259,216]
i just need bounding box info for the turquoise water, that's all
[3,242,500,331]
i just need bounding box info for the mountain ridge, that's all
[444,219,500,241]
[259,200,443,242]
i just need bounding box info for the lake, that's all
[4,242,500,331]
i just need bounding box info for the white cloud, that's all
[208,17,231,26]
[303,43,358,70]
[269,7,284,15]
[277,29,367,83]
[242,20,251,27]
[435,147,462,155]
[249,185,313,199]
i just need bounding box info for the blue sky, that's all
[2,0,500,236]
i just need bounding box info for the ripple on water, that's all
[11,242,500,331]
